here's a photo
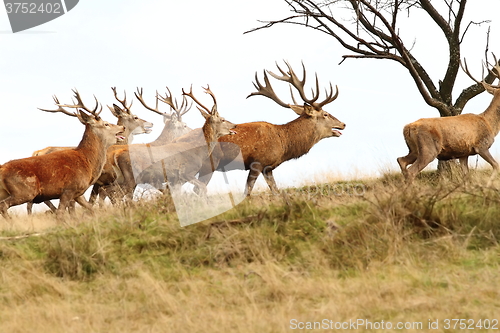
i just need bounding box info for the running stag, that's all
[0,103,125,218]
[195,61,346,196]
[397,55,500,184]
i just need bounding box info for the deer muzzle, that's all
[332,123,345,137]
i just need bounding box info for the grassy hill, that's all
[1,172,499,332]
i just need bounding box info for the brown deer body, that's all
[0,109,125,218]
[398,57,500,183]
[27,88,153,213]
[191,62,345,196]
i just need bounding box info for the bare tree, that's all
[248,0,497,116]
[247,0,497,171]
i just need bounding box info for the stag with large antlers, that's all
[27,88,154,214]
[0,102,125,218]
[108,85,236,200]
[398,55,500,184]
[186,61,345,196]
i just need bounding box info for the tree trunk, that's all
[437,159,461,180]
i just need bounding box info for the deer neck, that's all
[481,91,500,135]
[117,118,132,145]
[75,125,110,182]
[202,122,218,156]
[279,115,322,160]
[150,121,190,146]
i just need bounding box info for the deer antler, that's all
[111,87,133,114]
[135,87,169,117]
[461,53,500,95]
[38,95,77,117]
[182,85,213,116]
[247,71,291,108]
[56,89,102,118]
[248,61,338,110]
[157,86,193,119]
[202,85,218,115]
[39,90,103,118]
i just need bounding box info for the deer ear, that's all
[108,104,123,118]
[289,104,304,115]
[481,82,497,95]
[211,105,219,117]
[76,110,95,124]
[303,105,318,116]
[197,106,210,120]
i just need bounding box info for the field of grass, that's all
[1,171,500,332]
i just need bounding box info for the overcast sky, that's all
[1,0,499,194]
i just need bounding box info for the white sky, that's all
[1,0,499,194]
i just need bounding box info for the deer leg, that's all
[98,185,113,205]
[0,182,37,218]
[27,200,56,215]
[397,152,417,178]
[88,184,99,205]
[189,179,208,198]
[262,168,280,194]
[117,156,137,201]
[44,200,57,212]
[74,195,93,211]
[478,150,499,187]
[68,200,76,214]
[405,153,436,184]
[245,162,263,196]
[194,159,216,194]
[57,195,72,215]
[105,184,125,205]
[27,202,34,215]
[0,195,33,219]
[0,200,11,219]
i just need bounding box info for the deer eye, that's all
[105,123,110,127]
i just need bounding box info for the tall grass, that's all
[0,171,499,332]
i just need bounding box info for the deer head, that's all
[107,87,153,137]
[135,87,192,140]
[247,61,345,137]
[182,85,237,142]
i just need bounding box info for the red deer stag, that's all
[88,87,193,205]
[28,88,153,214]
[188,61,346,196]
[397,55,500,184]
[112,85,236,199]
[0,104,125,218]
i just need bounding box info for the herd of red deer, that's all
[0,58,499,219]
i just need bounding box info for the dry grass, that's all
[1,170,500,332]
